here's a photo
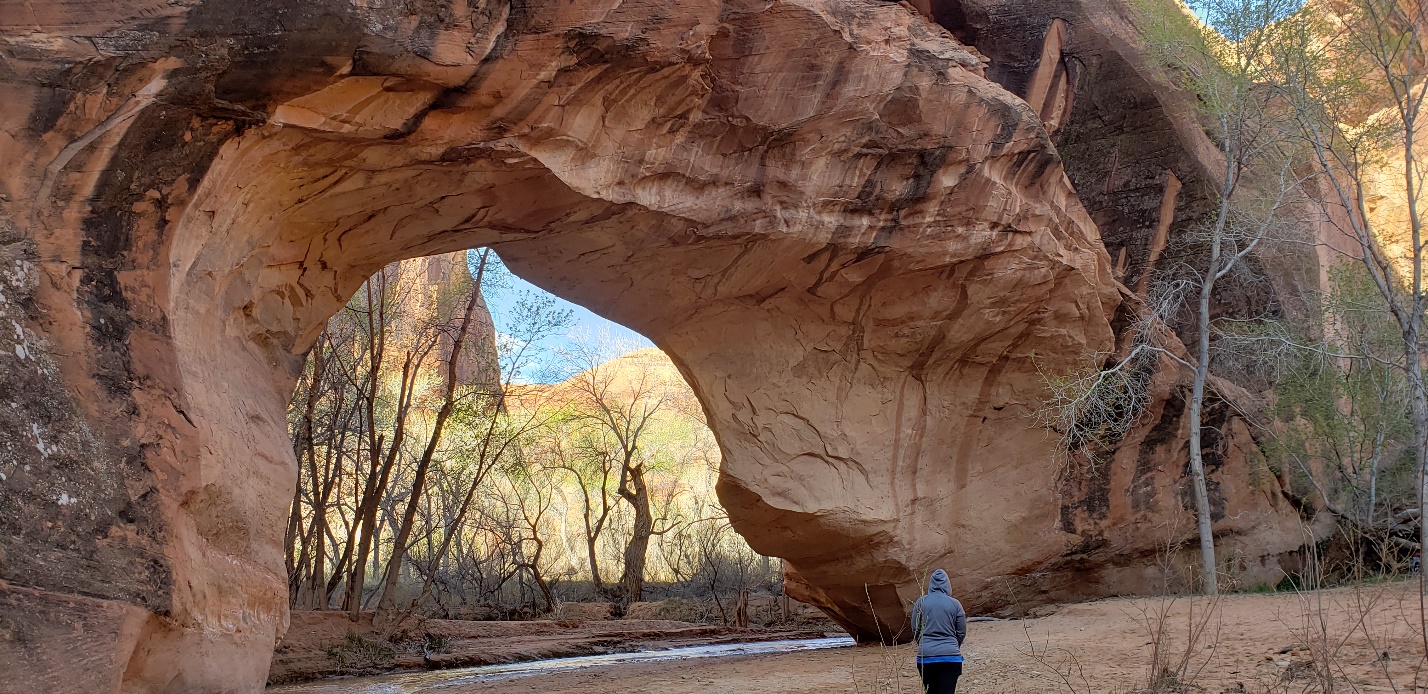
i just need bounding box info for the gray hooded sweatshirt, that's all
[911,569,966,661]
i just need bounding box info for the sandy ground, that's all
[430,583,1426,693]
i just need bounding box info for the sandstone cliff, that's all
[0,1,1312,691]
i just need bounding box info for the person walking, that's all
[911,568,966,694]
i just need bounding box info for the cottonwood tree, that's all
[331,264,431,617]
[1254,265,1417,567]
[1268,0,1428,614]
[291,317,368,611]
[559,336,681,606]
[384,275,572,625]
[286,327,362,609]
[1155,0,1306,596]
[285,259,455,616]
[543,414,618,595]
[485,453,563,612]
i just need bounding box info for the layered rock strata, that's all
[0,0,1309,690]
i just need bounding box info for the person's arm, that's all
[954,603,967,648]
[911,598,924,642]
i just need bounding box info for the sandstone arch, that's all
[2,1,1311,691]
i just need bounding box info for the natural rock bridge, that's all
[1,0,1308,691]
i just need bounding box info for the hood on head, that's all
[928,568,950,595]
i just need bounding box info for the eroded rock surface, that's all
[0,0,1310,690]
[902,0,1316,604]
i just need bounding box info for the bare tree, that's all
[1151,0,1309,595]
[335,265,436,618]
[488,454,562,612]
[544,415,618,594]
[560,337,679,606]
[375,250,495,616]
[283,250,571,621]
[1268,0,1428,641]
[392,284,571,622]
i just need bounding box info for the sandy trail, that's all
[392,584,1425,693]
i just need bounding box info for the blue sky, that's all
[468,249,654,383]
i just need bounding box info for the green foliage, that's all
[1275,572,1307,592]
[1257,263,1416,529]
[1138,0,1300,124]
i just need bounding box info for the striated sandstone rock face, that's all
[0,0,1311,690]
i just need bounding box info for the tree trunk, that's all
[345,435,402,617]
[523,536,554,612]
[1187,361,1219,596]
[1403,107,1428,661]
[410,460,493,613]
[1182,147,1239,597]
[1186,234,1221,596]
[345,280,393,618]
[309,503,327,609]
[586,535,604,592]
[1407,327,1428,656]
[618,460,654,606]
[574,461,611,594]
[284,483,304,603]
[347,350,420,618]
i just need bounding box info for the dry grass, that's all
[832,582,1424,694]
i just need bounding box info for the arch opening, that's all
[276,243,784,624]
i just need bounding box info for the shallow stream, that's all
[266,636,855,693]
